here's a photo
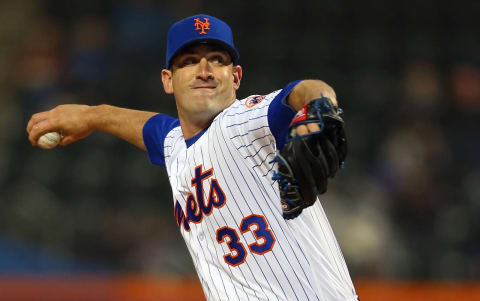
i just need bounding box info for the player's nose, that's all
[196,57,213,81]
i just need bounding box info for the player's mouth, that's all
[191,80,218,90]
[192,85,216,89]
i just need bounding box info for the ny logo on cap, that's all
[194,17,210,35]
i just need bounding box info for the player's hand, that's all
[272,97,347,219]
[294,123,321,136]
[27,104,95,147]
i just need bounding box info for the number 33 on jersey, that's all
[174,165,276,267]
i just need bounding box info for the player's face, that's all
[161,43,242,124]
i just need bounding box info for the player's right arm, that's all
[27,104,157,150]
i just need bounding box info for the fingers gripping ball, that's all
[272,97,347,219]
[38,132,61,149]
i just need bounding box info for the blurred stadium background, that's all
[0,0,479,300]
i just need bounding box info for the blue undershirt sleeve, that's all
[142,113,180,166]
[267,80,302,150]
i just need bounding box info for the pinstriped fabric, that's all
[162,91,358,301]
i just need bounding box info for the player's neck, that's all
[179,98,237,139]
[178,113,216,139]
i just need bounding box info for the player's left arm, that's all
[286,79,338,135]
[287,79,337,109]
[273,79,347,219]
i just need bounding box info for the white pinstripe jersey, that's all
[143,86,358,301]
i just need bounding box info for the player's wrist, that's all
[287,80,338,111]
[87,104,108,131]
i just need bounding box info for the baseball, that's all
[38,132,61,149]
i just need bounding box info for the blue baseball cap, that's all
[165,14,240,69]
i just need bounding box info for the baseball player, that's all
[27,14,359,301]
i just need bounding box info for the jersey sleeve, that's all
[142,113,180,166]
[267,80,301,149]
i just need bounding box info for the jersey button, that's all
[198,233,205,241]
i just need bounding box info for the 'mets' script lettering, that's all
[174,165,226,231]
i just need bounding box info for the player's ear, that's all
[232,65,242,91]
[161,69,174,94]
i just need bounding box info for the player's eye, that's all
[208,52,231,65]
[178,56,198,67]
[209,55,224,64]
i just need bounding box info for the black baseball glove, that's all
[271,97,347,219]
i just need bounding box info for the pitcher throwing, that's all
[27,14,359,301]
